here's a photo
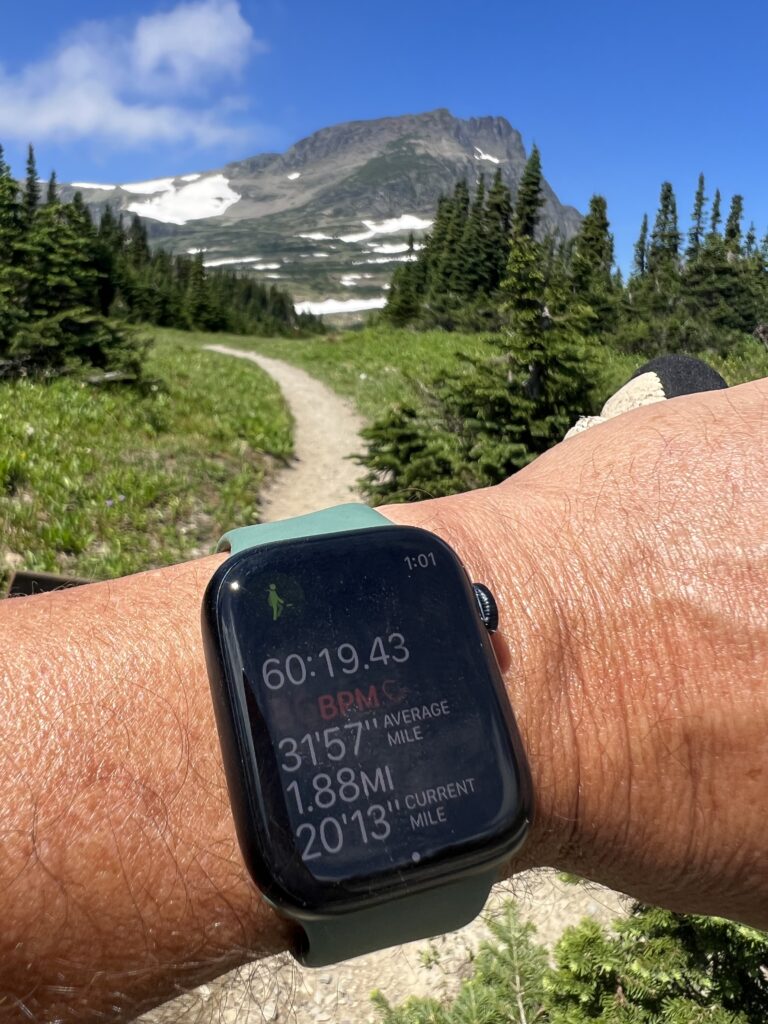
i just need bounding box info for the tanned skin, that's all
[0,378,766,1020]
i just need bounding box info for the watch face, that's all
[203,525,531,915]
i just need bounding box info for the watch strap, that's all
[217,503,389,555]
[297,867,498,967]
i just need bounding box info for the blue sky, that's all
[1,0,767,268]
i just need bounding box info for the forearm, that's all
[0,556,294,1021]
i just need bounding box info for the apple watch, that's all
[201,504,532,966]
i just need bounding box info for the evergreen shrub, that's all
[373,901,768,1024]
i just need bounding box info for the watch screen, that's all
[205,526,529,911]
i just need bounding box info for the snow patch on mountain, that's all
[126,175,240,224]
[340,274,362,287]
[372,241,415,253]
[354,254,418,265]
[299,232,333,241]
[474,147,500,164]
[339,214,432,244]
[295,297,387,316]
[121,177,176,195]
[181,173,201,182]
[72,182,116,191]
[202,255,282,270]
[287,172,301,180]
[203,255,263,267]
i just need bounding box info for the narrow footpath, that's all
[204,344,366,518]
[144,346,626,1024]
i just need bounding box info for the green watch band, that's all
[216,503,500,966]
[217,503,389,554]
[298,866,498,967]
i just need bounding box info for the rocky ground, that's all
[145,873,627,1024]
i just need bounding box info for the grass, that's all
[0,331,292,584]
[212,324,493,419]
[5,321,764,589]
[159,323,768,425]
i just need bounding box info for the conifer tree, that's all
[648,182,681,271]
[512,144,544,239]
[633,213,649,276]
[457,175,488,295]
[569,195,616,331]
[45,171,58,206]
[725,194,744,251]
[127,214,151,268]
[710,188,722,235]
[386,263,420,327]
[23,144,40,225]
[686,172,707,259]
[421,194,452,293]
[683,231,758,335]
[745,222,757,257]
[0,146,24,352]
[440,179,470,294]
[483,168,513,290]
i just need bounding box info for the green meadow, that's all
[2,324,766,588]
[0,332,291,584]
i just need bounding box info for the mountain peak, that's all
[61,110,580,317]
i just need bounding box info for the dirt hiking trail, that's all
[143,346,626,1024]
[204,345,366,517]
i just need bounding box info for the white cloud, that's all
[0,1,263,147]
[133,0,262,94]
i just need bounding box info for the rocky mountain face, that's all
[61,109,581,316]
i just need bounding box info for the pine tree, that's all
[440,179,470,293]
[385,262,420,327]
[94,206,125,316]
[626,187,685,355]
[184,252,223,330]
[421,195,453,293]
[725,194,744,251]
[126,214,151,268]
[569,194,617,332]
[683,231,758,335]
[633,213,649,276]
[745,222,757,257]
[710,188,722,235]
[648,182,681,271]
[686,173,707,259]
[457,175,488,295]
[45,171,58,206]
[372,899,768,1024]
[483,168,513,290]
[512,144,544,239]
[0,146,24,353]
[23,144,40,226]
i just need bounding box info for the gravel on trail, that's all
[142,347,628,1024]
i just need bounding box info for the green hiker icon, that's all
[267,583,287,620]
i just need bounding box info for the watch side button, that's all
[472,583,499,633]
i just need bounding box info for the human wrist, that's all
[0,555,294,1021]
[376,487,582,873]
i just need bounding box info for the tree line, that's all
[365,148,768,501]
[385,150,768,357]
[0,144,316,378]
